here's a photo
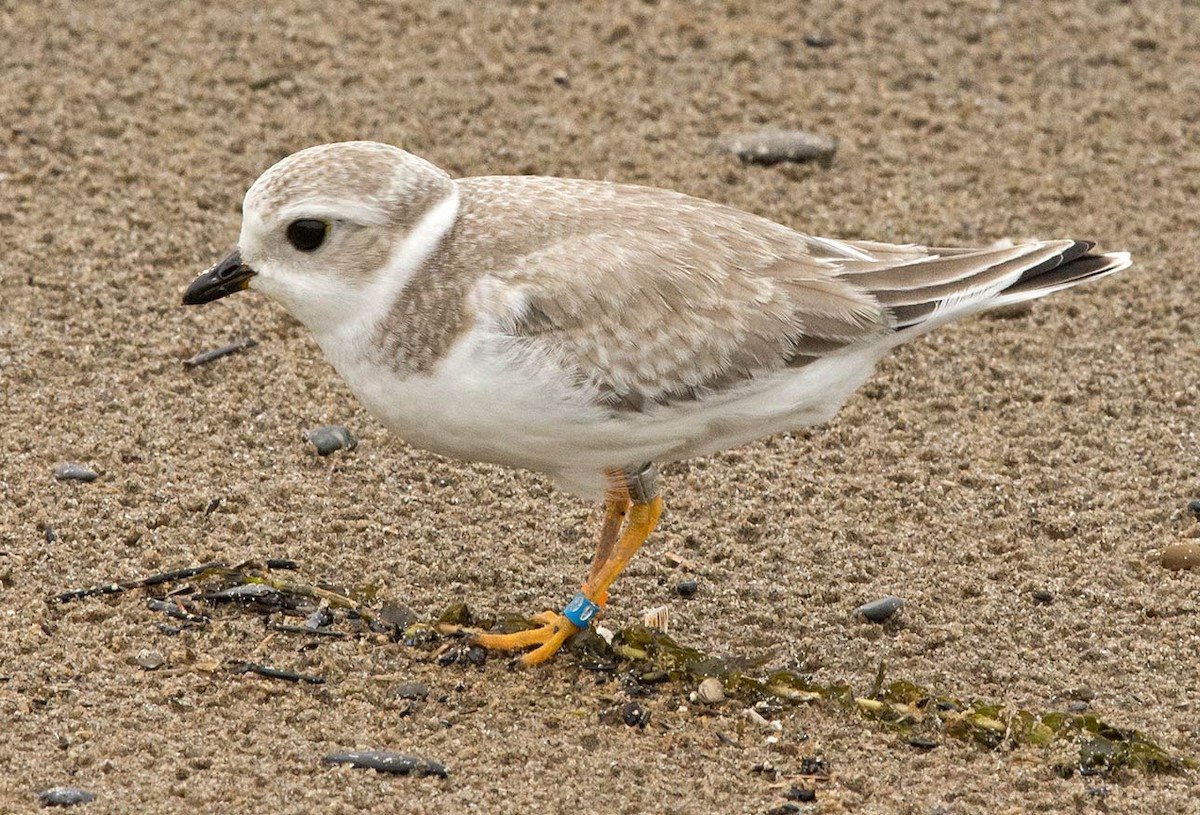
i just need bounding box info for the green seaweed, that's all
[555,623,1193,777]
[60,560,1191,779]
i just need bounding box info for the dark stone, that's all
[38,787,96,806]
[786,786,817,802]
[621,701,650,728]
[322,750,448,778]
[675,579,699,598]
[305,425,357,456]
[1031,589,1055,605]
[53,463,98,483]
[394,682,429,700]
[854,595,904,623]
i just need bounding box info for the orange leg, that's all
[475,467,662,666]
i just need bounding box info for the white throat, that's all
[261,184,461,354]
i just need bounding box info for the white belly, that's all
[320,323,881,500]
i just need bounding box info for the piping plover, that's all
[184,141,1130,665]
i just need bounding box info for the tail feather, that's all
[864,241,1130,340]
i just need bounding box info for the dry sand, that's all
[2,1,1199,812]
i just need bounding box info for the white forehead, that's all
[242,141,451,224]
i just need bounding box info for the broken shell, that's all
[641,605,669,632]
[697,677,725,704]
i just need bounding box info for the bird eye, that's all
[285,219,328,252]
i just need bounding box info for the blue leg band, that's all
[561,592,600,629]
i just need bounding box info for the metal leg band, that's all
[624,463,659,504]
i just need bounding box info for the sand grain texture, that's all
[2,2,1198,813]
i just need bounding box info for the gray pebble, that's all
[675,579,699,598]
[854,595,904,623]
[135,649,164,670]
[717,128,837,166]
[38,787,96,807]
[1031,589,1055,605]
[53,463,98,483]
[305,425,357,456]
[395,681,429,700]
[323,750,448,778]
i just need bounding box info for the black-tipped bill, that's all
[183,250,256,305]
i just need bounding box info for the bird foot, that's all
[473,610,580,666]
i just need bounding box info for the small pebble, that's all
[622,701,650,728]
[323,750,448,778]
[697,677,725,704]
[305,425,357,457]
[1031,589,1055,605]
[136,649,164,670]
[394,682,429,700]
[803,34,835,48]
[717,128,837,166]
[38,787,96,807]
[1163,542,1200,570]
[766,805,801,815]
[53,463,98,483]
[786,787,817,802]
[854,595,904,623]
[1187,499,1200,519]
[675,579,699,598]
[909,736,938,750]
